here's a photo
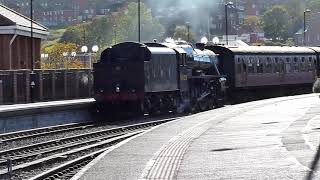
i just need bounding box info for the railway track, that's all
[0,122,95,143]
[0,119,175,180]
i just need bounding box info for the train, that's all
[93,41,320,116]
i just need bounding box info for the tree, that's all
[307,0,320,12]
[240,16,261,33]
[58,2,164,49]
[261,6,290,42]
[173,25,195,42]
[41,43,86,69]
[60,25,83,45]
[283,0,304,36]
[114,2,165,42]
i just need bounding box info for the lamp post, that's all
[63,52,69,69]
[304,9,311,46]
[113,25,117,44]
[225,2,234,46]
[91,45,99,69]
[82,21,86,46]
[81,46,88,68]
[138,0,141,42]
[30,0,35,103]
[186,22,190,42]
[81,45,99,69]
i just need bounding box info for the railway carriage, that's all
[206,45,318,100]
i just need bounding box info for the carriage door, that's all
[278,57,285,82]
[241,56,247,85]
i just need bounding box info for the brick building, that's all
[0,0,126,27]
[0,4,48,70]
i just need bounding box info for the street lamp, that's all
[81,45,98,69]
[82,21,86,46]
[113,24,117,44]
[81,46,88,68]
[225,2,234,46]
[91,45,99,68]
[30,0,35,103]
[63,52,69,69]
[186,21,190,42]
[138,0,141,42]
[304,9,311,46]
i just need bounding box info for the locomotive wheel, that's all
[198,101,208,112]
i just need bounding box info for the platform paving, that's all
[73,94,320,180]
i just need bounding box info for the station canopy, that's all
[0,4,49,39]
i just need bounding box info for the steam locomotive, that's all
[93,41,227,115]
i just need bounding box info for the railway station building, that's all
[0,4,49,70]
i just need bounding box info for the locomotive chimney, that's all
[196,43,205,50]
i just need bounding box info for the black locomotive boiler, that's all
[93,42,227,115]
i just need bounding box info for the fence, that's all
[0,69,93,105]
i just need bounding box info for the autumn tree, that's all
[173,25,195,42]
[42,43,87,69]
[240,16,261,33]
[261,6,290,42]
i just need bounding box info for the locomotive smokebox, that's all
[196,43,205,50]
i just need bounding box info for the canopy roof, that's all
[0,4,49,39]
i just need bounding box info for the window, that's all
[248,57,255,74]
[293,57,299,72]
[265,57,272,73]
[236,57,242,74]
[300,57,307,72]
[285,57,291,73]
[257,58,263,73]
[273,57,280,73]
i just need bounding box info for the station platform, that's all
[73,94,320,180]
[0,99,95,133]
[0,98,95,115]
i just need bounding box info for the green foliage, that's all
[59,25,83,45]
[173,25,195,42]
[114,2,165,42]
[283,0,304,36]
[59,2,164,49]
[241,16,261,33]
[307,0,320,12]
[261,6,290,42]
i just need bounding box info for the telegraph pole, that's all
[138,0,141,42]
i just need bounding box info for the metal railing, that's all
[0,69,92,105]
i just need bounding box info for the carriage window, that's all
[265,57,272,73]
[293,57,299,72]
[236,58,242,74]
[286,57,290,63]
[300,57,307,72]
[248,57,255,74]
[242,58,247,73]
[308,57,315,71]
[273,57,280,73]
[257,58,263,73]
[285,57,291,73]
